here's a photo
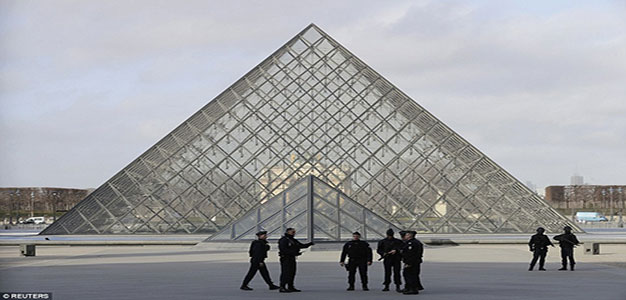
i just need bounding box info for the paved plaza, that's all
[1,244,625,300]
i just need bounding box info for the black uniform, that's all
[528,233,554,270]
[242,239,276,287]
[554,232,580,270]
[401,238,424,293]
[340,240,373,287]
[377,237,403,287]
[278,234,313,289]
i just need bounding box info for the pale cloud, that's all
[1,0,624,190]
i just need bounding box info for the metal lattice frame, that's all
[41,24,581,235]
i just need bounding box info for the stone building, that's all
[545,185,626,213]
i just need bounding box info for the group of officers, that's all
[240,227,424,295]
[240,225,580,295]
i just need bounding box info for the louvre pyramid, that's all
[41,24,581,235]
[207,175,401,241]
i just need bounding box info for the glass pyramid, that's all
[41,24,581,235]
[207,175,401,241]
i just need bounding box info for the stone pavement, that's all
[1,244,625,300]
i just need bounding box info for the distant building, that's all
[545,185,626,211]
[570,174,584,185]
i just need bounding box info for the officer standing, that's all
[240,231,280,290]
[377,228,403,292]
[553,226,580,271]
[340,232,373,291]
[278,228,314,293]
[528,227,554,271]
[400,230,424,295]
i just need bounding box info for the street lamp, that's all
[52,192,59,223]
[9,192,14,225]
[609,187,614,221]
[619,187,624,228]
[30,190,35,218]
[15,189,21,224]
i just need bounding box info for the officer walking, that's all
[400,230,424,295]
[528,227,554,271]
[240,231,280,290]
[340,232,373,291]
[553,226,580,271]
[377,228,403,292]
[278,228,314,293]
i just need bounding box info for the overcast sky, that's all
[1,0,625,191]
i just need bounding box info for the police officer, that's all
[400,230,424,295]
[278,228,314,292]
[240,231,280,290]
[553,226,580,271]
[340,232,373,291]
[528,227,554,271]
[377,228,403,292]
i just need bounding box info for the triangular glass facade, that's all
[207,175,401,241]
[41,24,581,235]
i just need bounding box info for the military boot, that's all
[288,286,301,292]
[570,264,575,271]
[362,284,369,291]
[403,288,419,295]
[396,284,403,293]
[558,264,567,271]
[382,284,389,291]
[347,284,355,291]
[240,285,253,291]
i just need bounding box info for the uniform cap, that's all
[256,230,267,236]
[352,231,361,236]
[386,228,394,236]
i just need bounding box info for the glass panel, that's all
[285,197,307,219]
[260,194,283,220]
[285,214,308,239]
[260,214,282,236]
[365,211,391,238]
[233,212,257,236]
[285,180,308,204]
[211,229,232,240]
[313,196,337,220]
[313,212,338,241]
[339,194,363,217]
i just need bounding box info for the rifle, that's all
[378,252,387,261]
[378,249,398,261]
[554,235,578,248]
